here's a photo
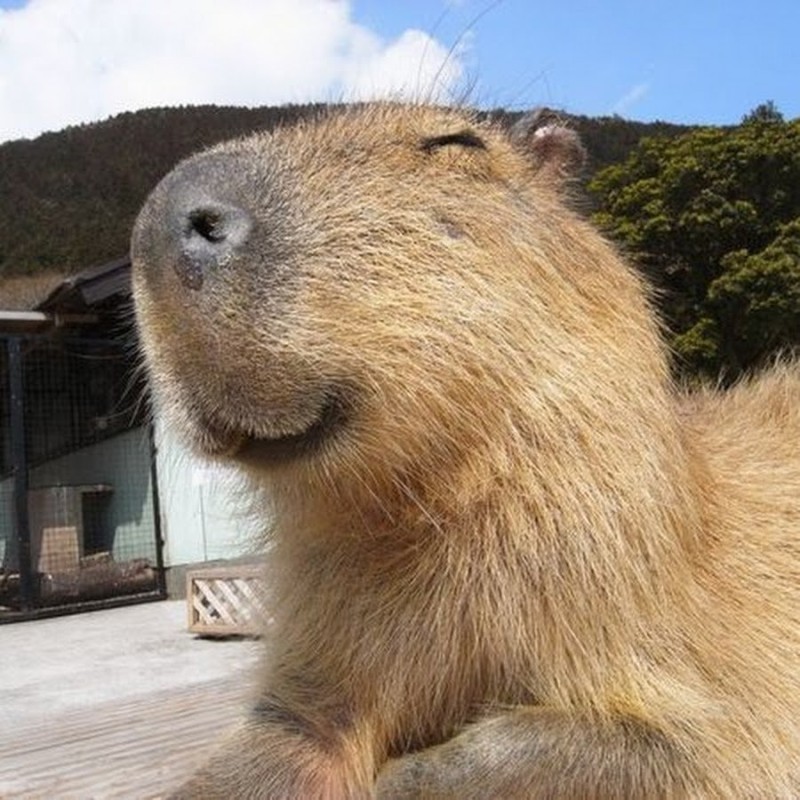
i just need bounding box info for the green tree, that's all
[708,219,800,370]
[742,100,785,125]
[590,114,800,381]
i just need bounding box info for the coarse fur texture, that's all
[132,103,800,798]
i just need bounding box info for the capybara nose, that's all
[176,202,252,290]
[133,150,255,292]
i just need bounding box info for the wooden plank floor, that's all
[0,678,250,799]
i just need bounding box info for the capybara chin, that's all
[132,103,800,798]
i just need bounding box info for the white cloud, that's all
[609,82,650,117]
[0,0,465,143]
[341,28,463,104]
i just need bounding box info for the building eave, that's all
[0,310,99,335]
[36,256,132,314]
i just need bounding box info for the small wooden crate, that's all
[186,564,267,637]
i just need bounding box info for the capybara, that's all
[132,103,800,798]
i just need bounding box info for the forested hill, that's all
[0,103,687,281]
[0,104,326,280]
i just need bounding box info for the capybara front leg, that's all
[375,707,699,800]
[169,708,373,800]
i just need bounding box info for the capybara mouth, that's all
[208,394,348,465]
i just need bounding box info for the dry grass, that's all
[0,270,70,310]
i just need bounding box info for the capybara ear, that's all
[510,110,586,180]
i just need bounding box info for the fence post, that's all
[8,337,35,610]
[147,420,168,598]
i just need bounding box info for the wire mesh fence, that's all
[0,334,164,619]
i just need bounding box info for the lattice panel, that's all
[187,565,267,637]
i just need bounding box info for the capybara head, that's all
[132,103,665,506]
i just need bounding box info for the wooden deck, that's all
[0,677,250,799]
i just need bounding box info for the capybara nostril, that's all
[188,208,227,243]
[176,203,252,290]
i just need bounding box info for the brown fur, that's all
[132,103,800,798]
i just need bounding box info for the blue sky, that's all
[1,0,797,143]
[351,0,800,124]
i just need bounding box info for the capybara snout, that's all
[132,150,278,293]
